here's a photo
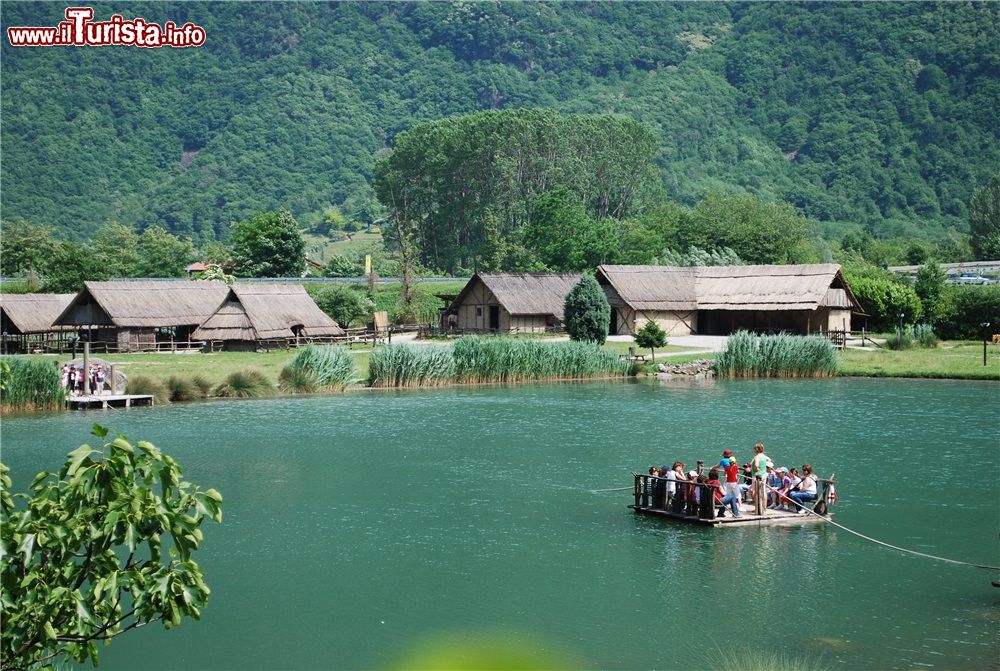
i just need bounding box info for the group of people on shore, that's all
[646,443,826,518]
[61,363,106,397]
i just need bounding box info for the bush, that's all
[885,324,940,350]
[564,275,610,344]
[125,375,170,404]
[214,369,274,398]
[368,344,455,387]
[0,357,63,411]
[191,375,213,398]
[715,331,838,378]
[279,345,355,392]
[165,375,197,402]
[309,284,374,328]
[935,285,1000,340]
[452,336,631,383]
[846,273,922,330]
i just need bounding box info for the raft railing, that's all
[632,473,835,520]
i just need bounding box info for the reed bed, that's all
[0,357,64,411]
[715,331,838,378]
[125,375,171,404]
[191,375,214,399]
[367,344,456,388]
[165,375,197,402]
[279,345,355,393]
[214,368,275,398]
[452,336,632,383]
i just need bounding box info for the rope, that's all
[764,481,1000,572]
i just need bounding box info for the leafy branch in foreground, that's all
[0,425,223,670]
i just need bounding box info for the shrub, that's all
[0,357,63,411]
[191,375,213,398]
[368,344,455,387]
[279,345,355,392]
[846,273,923,330]
[452,336,631,383]
[936,285,1000,340]
[214,368,274,398]
[715,331,838,378]
[309,284,374,328]
[165,375,197,402]
[886,324,939,350]
[125,375,170,404]
[564,275,610,344]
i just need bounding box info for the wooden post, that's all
[82,342,90,398]
[753,478,765,515]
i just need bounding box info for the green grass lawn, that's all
[602,341,706,358]
[838,341,1000,380]
[303,231,384,263]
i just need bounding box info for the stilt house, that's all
[192,284,344,350]
[0,294,77,353]
[596,264,862,336]
[53,281,230,352]
[447,273,583,333]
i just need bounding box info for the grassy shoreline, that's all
[7,339,996,412]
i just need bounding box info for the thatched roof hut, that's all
[192,285,344,344]
[55,281,230,328]
[0,294,76,334]
[596,264,862,336]
[448,273,583,332]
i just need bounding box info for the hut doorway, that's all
[488,305,500,331]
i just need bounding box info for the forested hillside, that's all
[2,1,998,245]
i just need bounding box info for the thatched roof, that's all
[597,264,863,312]
[0,294,76,334]
[193,285,344,340]
[595,266,697,310]
[451,273,584,318]
[55,281,230,327]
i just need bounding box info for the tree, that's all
[135,226,194,278]
[969,176,1000,260]
[563,275,610,345]
[523,188,619,272]
[0,221,57,276]
[92,223,140,278]
[914,261,947,324]
[654,246,744,267]
[324,255,363,278]
[194,263,236,286]
[230,211,306,278]
[846,273,923,329]
[41,241,110,293]
[310,284,374,328]
[634,320,667,361]
[0,426,222,670]
[682,195,818,265]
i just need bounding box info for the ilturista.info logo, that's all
[6,7,206,48]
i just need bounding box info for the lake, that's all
[2,378,998,670]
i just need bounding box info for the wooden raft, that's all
[629,473,834,527]
[66,394,155,410]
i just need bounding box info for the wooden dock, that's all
[66,394,155,410]
[630,472,833,528]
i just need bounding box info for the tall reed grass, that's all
[125,375,171,404]
[715,331,838,378]
[0,357,64,411]
[368,344,456,387]
[279,346,355,393]
[453,336,632,383]
[214,368,275,398]
[885,324,939,350]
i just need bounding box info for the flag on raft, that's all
[827,484,837,504]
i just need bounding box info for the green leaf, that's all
[19,533,35,564]
[66,445,96,477]
[43,620,58,641]
[110,437,134,454]
[91,424,109,438]
[203,488,223,504]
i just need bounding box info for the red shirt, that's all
[724,462,739,484]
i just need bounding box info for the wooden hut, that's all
[447,273,583,333]
[192,284,345,350]
[596,264,862,336]
[53,281,230,352]
[0,293,76,353]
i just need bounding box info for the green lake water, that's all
[2,378,998,670]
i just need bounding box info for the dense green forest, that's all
[1,1,998,251]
